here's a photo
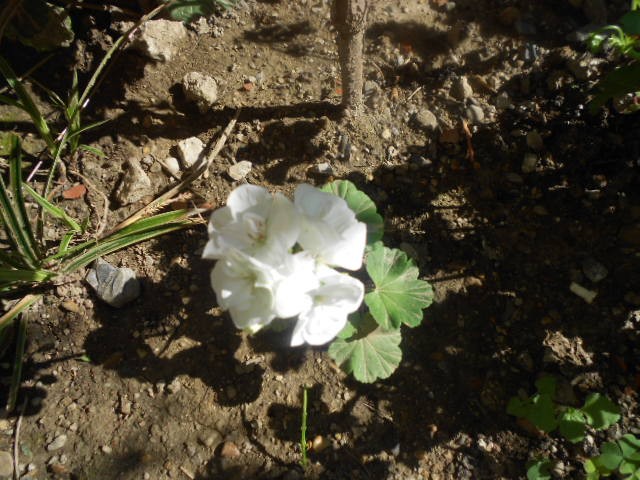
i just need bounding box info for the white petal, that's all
[273,253,318,318]
[226,184,271,217]
[294,184,366,270]
[228,287,276,331]
[290,267,364,346]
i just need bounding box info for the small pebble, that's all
[220,441,241,458]
[316,162,334,175]
[228,161,252,181]
[47,434,67,452]
[101,445,112,454]
[0,450,13,477]
[582,258,608,283]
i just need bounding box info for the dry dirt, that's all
[2,0,640,479]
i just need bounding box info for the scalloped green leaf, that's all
[321,180,383,244]
[619,435,640,462]
[535,376,556,396]
[559,408,587,443]
[593,441,623,474]
[581,393,621,430]
[328,313,402,383]
[528,394,558,433]
[364,243,433,329]
[527,459,552,480]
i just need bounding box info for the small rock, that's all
[86,258,141,308]
[495,91,512,109]
[582,258,608,283]
[570,282,597,304]
[521,153,538,173]
[465,104,484,124]
[0,451,13,477]
[131,19,188,62]
[119,395,132,415]
[220,441,241,458]
[380,127,392,140]
[311,435,329,453]
[60,301,80,313]
[182,72,218,113]
[450,76,473,101]
[101,445,112,454]
[415,108,438,130]
[47,434,68,452]
[114,158,154,206]
[315,162,333,175]
[526,130,544,151]
[228,161,252,181]
[199,430,222,449]
[167,379,181,394]
[163,157,180,177]
[177,137,205,169]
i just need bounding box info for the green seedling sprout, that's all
[300,386,308,468]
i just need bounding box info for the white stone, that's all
[0,451,13,478]
[163,156,180,176]
[228,161,252,181]
[131,19,188,62]
[47,434,68,452]
[177,137,205,169]
[182,72,219,113]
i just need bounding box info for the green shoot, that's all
[300,386,308,467]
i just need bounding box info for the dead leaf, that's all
[62,183,87,199]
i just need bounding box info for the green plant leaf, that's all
[581,393,621,430]
[328,313,402,383]
[589,62,640,112]
[364,242,433,329]
[619,435,640,460]
[165,0,236,22]
[528,394,558,432]
[535,376,557,396]
[507,396,529,418]
[621,9,640,35]
[527,459,552,480]
[583,459,600,480]
[321,180,384,244]
[593,441,623,474]
[23,183,81,232]
[559,408,587,443]
[0,268,53,283]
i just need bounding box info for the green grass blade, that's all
[0,56,54,152]
[8,138,41,259]
[114,210,193,237]
[77,144,105,157]
[0,293,40,333]
[0,165,37,268]
[0,93,20,108]
[23,183,81,232]
[67,118,109,141]
[0,248,30,269]
[61,221,192,273]
[6,315,27,412]
[58,231,75,254]
[0,268,53,283]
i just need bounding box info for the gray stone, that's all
[177,137,205,169]
[198,430,222,449]
[522,153,538,173]
[182,72,219,113]
[86,258,141,308]
[450,76,473,101]
[114,158,153,206]
[0,451,13,478]
[47,434,68,452]
[415,108,438,130]
[465,104,484,124]
[131,19,188,62]
[228,161,252,181]
[526,130,544,151]
[495,91,512,109]
[316,162,334,175]
[582,258,608,283]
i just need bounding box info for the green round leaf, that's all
[581,393,621,430]
[527,459,552,480]
[507,397,529,418]
[328,313,402,383]
[593,441,623,473]
[559,408,587,443]
[364,242,434,329]
[528,394,558,433]
[321,180,384,244]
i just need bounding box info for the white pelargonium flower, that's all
[203,184,300,264]
[209,249,279,332]
[290,264,364,347]
[294,184,366,271]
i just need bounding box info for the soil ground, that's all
[2,0,640,479]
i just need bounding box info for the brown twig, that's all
[109,109,240,234]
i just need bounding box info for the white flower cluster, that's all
[202,184,366,346]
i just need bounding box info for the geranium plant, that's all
[203,180,433,383]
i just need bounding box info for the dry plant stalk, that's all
[332,0,369,113]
